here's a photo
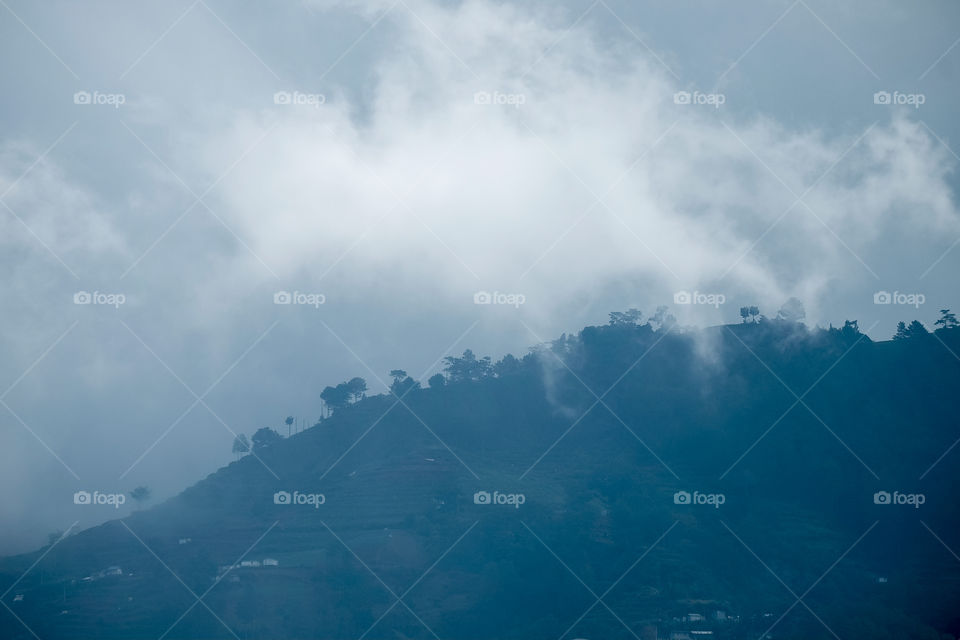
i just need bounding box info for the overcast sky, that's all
[1,0,958,553]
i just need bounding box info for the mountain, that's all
[2,316,959,640]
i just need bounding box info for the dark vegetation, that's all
[1,306,958,640]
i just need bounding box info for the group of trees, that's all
[739,298,806,324]
[893,309,958,340]
[893,320,930,340]
[231,427,282,457]
[608,308,643,326]
[733,301,960,342]
[607,306,676,331]
[225,305,959,463]
[232,414,311,459]
[221,302,959,482]
[320,377,368,412]
[739,306,761,323]
[389,369,420,396]
[442,349,493,383]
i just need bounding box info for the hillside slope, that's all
[2,318,959,640]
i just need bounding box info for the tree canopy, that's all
[443,349,492,383]
[252,427,282,451]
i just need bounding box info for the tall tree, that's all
[841,319,860,340]
[129,486,151,509]
[907,320,929,338]
[893,321,910,340]
[346,377,368,402]
[935,309,958,331]
[232,433,250,460]
[285,416,294,437]
[321,385,350,413]
[252,427,282,451]
[389,370,418,396]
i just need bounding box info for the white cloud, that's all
[187,0,957,323]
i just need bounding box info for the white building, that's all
[263,558,279,566]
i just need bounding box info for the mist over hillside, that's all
[2,311,958,639]
[3,0,960,638]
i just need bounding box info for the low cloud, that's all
[189,0,958,324]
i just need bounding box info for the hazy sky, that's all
[1,0,958,553]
